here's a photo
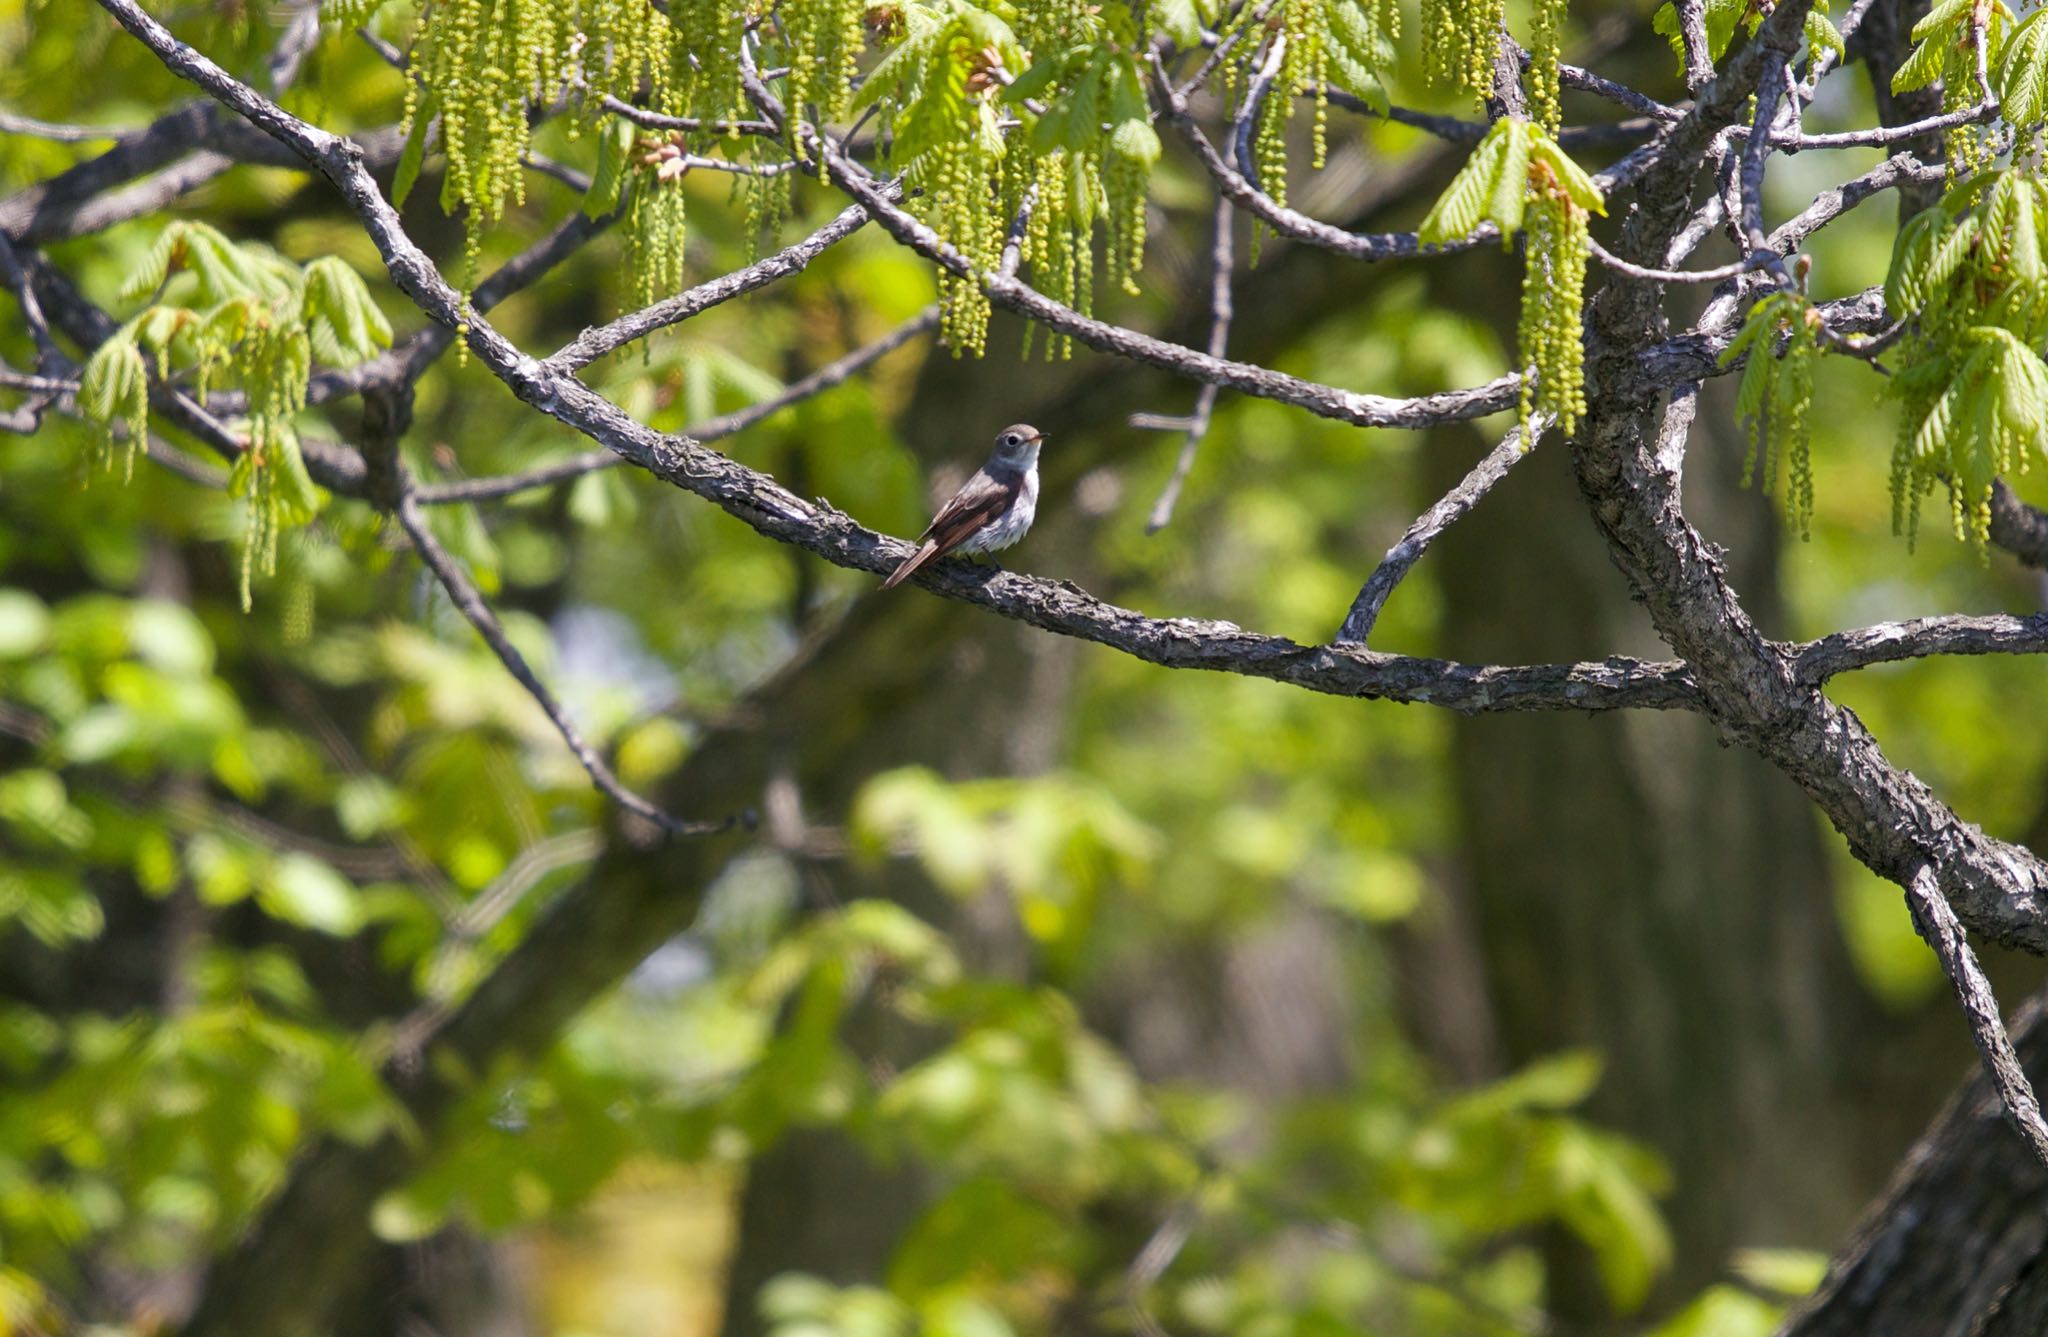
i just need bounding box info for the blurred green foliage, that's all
[5,0,2047,1334]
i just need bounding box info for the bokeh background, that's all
[4,0,2046,1334]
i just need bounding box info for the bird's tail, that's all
[881,540,940,589]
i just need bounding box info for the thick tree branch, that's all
[1573,0,2048,982]
[1795,613,2048,681]
[1782,991,2048,1337]
[1991,480,2048,570]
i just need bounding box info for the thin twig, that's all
[393,494,737,837]
[1559,60,1683,120]
[1150,51,1492,262]
[1310,85,1662,148]
[419,305,940,504]
[1739,101,2002,151]
[1903,862,2048,1170]
[1143,192,1234,533]
[1234,31,1288,184]
[0,230,60,367]
[1177,0,1280,101]
[1587,235,1758,283]
[1122,1201,1199,1337]
[1335,416,1547,645]
[597,93,778,138]
[545,195,890,370]
[1738,52,1791,251]
[0,109,127,141]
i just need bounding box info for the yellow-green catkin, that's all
[1529,0,1566,135]
[1423,0,1506,105]
[1278,0,1333,172]
[925,127,1002,355]
[407,0,668,282]
[777,0,866,156]
[1104,147,1149,297]
[1518,166,1590,434]
[1017,149,1078,360]
[740,158,795,261]
[668,0,748,127]
[1942,1,1996,178]
[626,167,688,309]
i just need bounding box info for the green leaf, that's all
[1488,119,1532,238]
[1152,0,1205,46]
[2001,9,2048,125]
[1418,118,1513,244]
[1891,23,1952,93]
[261,852,364,934]
[79,336,143,427]
[1806,8,1846,64]
[392,101,435,209]
[269,433,326,523]
[1532,133,1607,214]
[1109,117,1161,166]
[0,590,50,659]
[127,601,213,675]
[583,116,636,219]
[1730,1248,1828,1298]
[1652,0,1751,69]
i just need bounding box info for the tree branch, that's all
[391,492,736,836]
[1334,416,1547,646]
[419,303,939,504]
[1794,613,2048,681]
[1902,862,2048,1167]
[545,194,890,372]
[1991,480,2048,571]
[1139,192,1234,533]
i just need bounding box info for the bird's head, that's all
[991,423,1044,469]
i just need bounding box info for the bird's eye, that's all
[1002,433,1018,446]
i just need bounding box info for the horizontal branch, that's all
[1313,84,1664,149]
[0,109,127,142]
[1794,613,2048,681]
[596,92,778,138]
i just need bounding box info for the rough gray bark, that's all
[1780,991,2048,1337]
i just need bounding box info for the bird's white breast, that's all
[958,467,1038,554]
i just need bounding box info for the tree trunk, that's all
[1782,989,2048,1337]
[1411,321,1969,1323]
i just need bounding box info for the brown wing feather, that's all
[882,470,1017,589]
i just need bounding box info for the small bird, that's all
[882,423,1044,589]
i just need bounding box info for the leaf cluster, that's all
[1885,170,2048,545]
[1419,119,1604,433]
[79,222,391,606]
[1723,290,1825,538]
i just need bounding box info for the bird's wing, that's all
[918,467,1018,553]
[883,468,1018,589]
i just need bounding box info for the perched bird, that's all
[882,423,1044,589]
